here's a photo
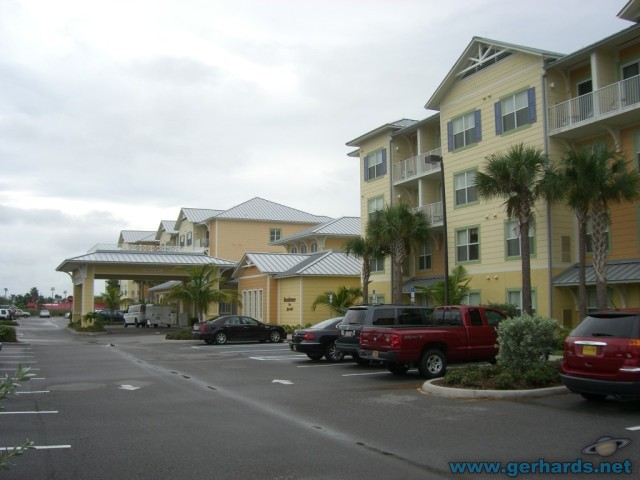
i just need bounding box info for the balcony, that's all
[393,147,442,186]
[548,75,640,139]
[413,202,443,227]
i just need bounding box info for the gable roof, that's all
[118,230,158,245]
[346,119,419,147]
[271,217,360,245]
[175,207,223,229]
[276,250,361,278]
[425,37,564,110]
[214,197,333,223]
[233,252,311,276]
[155,220,177,240]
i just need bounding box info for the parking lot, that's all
[3,317,640,479]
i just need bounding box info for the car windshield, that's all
[570,314,640,339]
[310,318,341,329]
[341,309,367,325]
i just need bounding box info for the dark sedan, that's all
[96,309,125,323]
[194,315,286,345]
[289,317,345,362]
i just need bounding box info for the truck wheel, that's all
[387,363,409,375]
[418,349,447,378]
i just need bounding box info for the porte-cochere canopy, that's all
[56,244,237,317]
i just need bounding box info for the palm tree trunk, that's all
[519,216,533,315]
[591,203,609,310]
[361,263,370,304]
[577,212,588,321]
[393,240,406,304]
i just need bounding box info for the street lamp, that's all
[426,154,450,306]
[51,287,55,302]
[3,288,6,300]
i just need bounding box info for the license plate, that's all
[582,345,597,356]
[343,330,354,337]
[372,351,379,359]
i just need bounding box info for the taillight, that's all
[628,339,640,355]
[389,333,401,348]
[200,323,206,333]
[304,332,315,341]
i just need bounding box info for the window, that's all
[448,110,481,151]
[622,61,640,106]
[456,227,479,262]
[462,292,481,306]
[454,170,477,206]
[291,247,297,254]
[242,289,263,320]
[505,219,535,258]
[186,231,193,246]
[179,235,185,247]
[364,149,387,181]
[368,196,384,221]
[507,290,537,316]
[311,243,318,253]
[586,217,609,253]
[418,242,432,270]
[370,293,384,304]
[270,228,281,242]
[301,245,307,254]
[371,257,385,273]
[495,88,536,134]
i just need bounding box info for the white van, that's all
[123,304,147,327]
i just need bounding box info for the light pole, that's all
[3,288,6,300]
[427,154,450,305]
[51,287,55,303]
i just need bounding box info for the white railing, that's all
[88,244,206,254]
[548,75,640,132]
[413,202,443,226]
[393,147,442,184]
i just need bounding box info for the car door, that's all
[240,317,263,341]
[222,316,243,340]
[466,307,504,360]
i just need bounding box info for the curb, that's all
[421,379,569,399]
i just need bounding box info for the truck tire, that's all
[418,349,447,379]
[387,363,409,375]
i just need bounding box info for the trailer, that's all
[145,304,175,328]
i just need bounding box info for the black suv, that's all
[561,309,640,401]
[335,305,433,365]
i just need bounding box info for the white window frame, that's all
[456,227,479,263]
[501,90,530,132]
[454,170,477,206]
[505,219,535,258]
[452,112,476,149]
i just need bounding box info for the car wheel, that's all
[307,353,323,361]
[268,330,281,343]
[580,393,607,402]
[418,349,447,379]
[324,341,345,362]
[214,332,227,345]
[387,363,410,375]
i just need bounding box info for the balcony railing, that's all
[548,75,640,133]
[393,147,442,184]
[413,202,443,226]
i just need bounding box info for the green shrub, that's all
[0,326,17,342]
[165,328,195,340]
[496,314,561,374]
[0,320,18,327]
[522,360,562,387]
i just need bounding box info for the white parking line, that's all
[0,445,71,451]
[250,355,307,361]
[626,426,640,431]
[342,371,390,377]
[298,363,347,368]
[0,411,58,415]
[15,391,50,395]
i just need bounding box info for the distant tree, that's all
[166,265,240,322]
[100,285,122,312]
[312,286,362,316]
[343,236,385,303]
[416,265,471,306]
[475,144,561,315]
[367,203,431,303]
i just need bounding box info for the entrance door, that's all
[622,62,640,106]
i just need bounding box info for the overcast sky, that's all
[0,0,632,299]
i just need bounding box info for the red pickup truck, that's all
[358,305,507,378]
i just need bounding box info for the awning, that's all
[402,276,444,293]
[553,259,640,287]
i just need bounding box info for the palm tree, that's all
[100,284,122,312]
[475,143,560,315]
[577,148,640,310]
[416,265,471,306]
[367,203,431,304]
[343,236,385,303]
[166,265,239,322]
[312,286,363,316]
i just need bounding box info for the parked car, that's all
[359,305,507,378]
[13,309,29,318]
[123,304,147,327]
[561,309,640,401]
[0,308,11,320]
[289,317,345,362]
[39,309,51,318]
[336,304,433,365]
[194,315,286,345]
